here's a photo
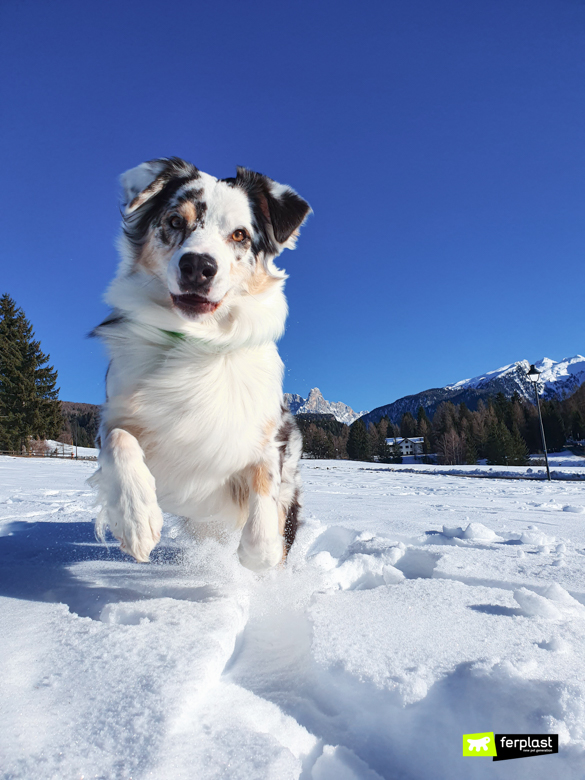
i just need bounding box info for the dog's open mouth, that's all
[171,293,222,316]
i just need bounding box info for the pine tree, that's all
[571,409,585,440]
[522,403,541,453]
[458,402,472,430]
[542,401,565,452]
[484,421,515,465]
[416,406,431,430]
[433,402,458,439]
[460,419,478,464]
[464,434,478,465]
[388,422,401,439]
[509,425,529,466]
[367,422,380,458]
[347,419,372,462]
[494,392,512,429]
[0,294,61,451]
[416,406,433,453]
[400,412,417,438]
[309,427,336,459]
[376,421,393,463]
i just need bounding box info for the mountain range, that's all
[359,355,585,427]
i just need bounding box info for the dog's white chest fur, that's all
[106,337,284,518]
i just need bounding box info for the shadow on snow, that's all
[0,520,216,620]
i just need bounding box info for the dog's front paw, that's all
[96,475,164,563]
[115,502,163,563]
[237,535,284,572]
[93,428,164,563]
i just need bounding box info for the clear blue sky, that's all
[1,0,584,412]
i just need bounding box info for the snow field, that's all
[1,456,584,779]
[365,461,585,480]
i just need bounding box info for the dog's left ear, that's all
[234,167,311,251]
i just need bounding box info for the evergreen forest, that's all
[301,388,585,465]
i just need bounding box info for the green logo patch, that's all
[463,732,497,757]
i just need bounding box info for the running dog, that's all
[90,157,310,571]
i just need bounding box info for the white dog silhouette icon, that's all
[467,736,491,752]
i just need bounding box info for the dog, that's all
[89,157,311,571]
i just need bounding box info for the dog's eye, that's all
[231,229,248,243]
[169,215,184,230]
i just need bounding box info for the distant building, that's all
[386,436,425,456]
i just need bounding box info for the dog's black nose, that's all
[178,253,217,290]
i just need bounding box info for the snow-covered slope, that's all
[362,355,585,426]
[1,456,585,779]
[284,388,367,424]
[448,355,585,398]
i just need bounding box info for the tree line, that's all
[300,387,585,465]
[3,291,585,462]
[60,402,100,448]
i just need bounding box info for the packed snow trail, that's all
[1,457,584,779]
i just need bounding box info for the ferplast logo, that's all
[463,732,559,760]
[462,732,497,757]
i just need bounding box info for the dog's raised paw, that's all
[118,526,161,563]
[104,494,163,563]
[120,509,163,562]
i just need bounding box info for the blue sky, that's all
[1,0,584,412]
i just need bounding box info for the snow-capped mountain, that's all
[360,355,585,427]
[447,356,585,398]
[284,388,367,425]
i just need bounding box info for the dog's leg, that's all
[237,453,284,572]
[281,485,302,556]
[276,412,304,559]
[89,428,163,562]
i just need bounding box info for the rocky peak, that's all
[284,388,368,425]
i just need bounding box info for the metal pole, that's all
[533,381,551,481]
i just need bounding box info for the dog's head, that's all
[117,157,311,321]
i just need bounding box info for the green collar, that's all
[158,329,186,340]
[152,326,266,353]
[155,327,232,353]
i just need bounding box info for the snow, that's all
[447,360,523,390]
[398,451,585,470]
[1,456,585,779]
[45,439,99,459]
[443,521,503,542]
[534,450,585,468]
[364,461,585,480]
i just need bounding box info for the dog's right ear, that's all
[120,160,169,214]
[120,157,199,214]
